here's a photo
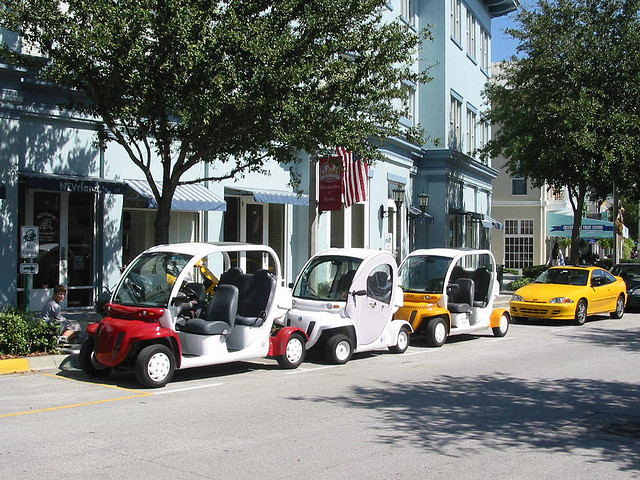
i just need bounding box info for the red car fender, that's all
[269,327,308,357]
[92,317,182,368]
[490,307,510,328]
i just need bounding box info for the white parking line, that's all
[283,365,338,375]
[152,382,224,395]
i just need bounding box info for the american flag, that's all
[337,147,369,208]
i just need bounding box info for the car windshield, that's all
[535,268,588,286]
[399,255,453,294]
[293,256,362,301]
[611,264,640,289]
[113,252,193,307]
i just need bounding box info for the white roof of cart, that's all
[141,242,279,256]
[405,248,495,261]
[313,248,395,261]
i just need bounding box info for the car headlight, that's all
[549,297,575,304]
[511,294,523,302]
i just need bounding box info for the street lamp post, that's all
[393,186,405,261]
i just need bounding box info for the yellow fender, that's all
[490,307,510,328]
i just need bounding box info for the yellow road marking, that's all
[0,372,152,419]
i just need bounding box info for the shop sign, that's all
[20,226,39,258]
[318,156,342,212]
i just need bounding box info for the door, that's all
[26,190,95,308]
[349,262,395,346]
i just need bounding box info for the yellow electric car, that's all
[510,266,627,325]
[395,248,510,347]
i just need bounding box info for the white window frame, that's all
[450,0,462,45]
[450,94,463,150]
[466,106,477,156]
[466,11,477,61]
[401,0,415,27]
[480,28,490,72]
[504,219,534,269]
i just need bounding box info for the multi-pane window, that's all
[401,0,415,27]
[479,120,490,163]
[450,0,462,44]
[512,178,527,195]
[504,219,534,269]
[466,107,477,156]
[402,85,416,125]
[450,94,462,150]
[466,11,477,61]
[480,28,490,72]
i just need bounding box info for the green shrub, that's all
[503,267,519,275]
[507,277,532,291]
[0,308,59,356]
[522,264,548,279]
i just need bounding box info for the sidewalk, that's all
[0,309,101,375]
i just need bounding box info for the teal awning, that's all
[547,212,614,239]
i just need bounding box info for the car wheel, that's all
[492,312,510,337]
[426,317,447,347]
[135,344,175,388]
[79,337,111,377]
[573,299,587,326]
[389,326,411,354]
[277,333,305,369]
[326,334,353,364]
[610,294,625,319]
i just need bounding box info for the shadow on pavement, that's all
[289,374,640,474]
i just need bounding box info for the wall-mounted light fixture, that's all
[393,186,405,210]
[418,192,429,213]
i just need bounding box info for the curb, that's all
[0,353,76,375]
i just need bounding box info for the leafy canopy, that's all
[0,0,430,243]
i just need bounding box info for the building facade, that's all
[0,0,517,311]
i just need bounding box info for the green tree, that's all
[0,0,430,244]
[481,0,640,264]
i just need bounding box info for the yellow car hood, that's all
[515,282,585,302]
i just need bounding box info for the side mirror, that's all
[288,282,294,289]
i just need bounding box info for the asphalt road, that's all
[1,312,639,479]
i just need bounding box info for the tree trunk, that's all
[154,180,176,245]
[569,185,587,266]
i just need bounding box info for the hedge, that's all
[0,308,59,357]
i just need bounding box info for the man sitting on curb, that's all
[41,285,81,346]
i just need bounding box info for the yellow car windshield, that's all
[535,268,588,286]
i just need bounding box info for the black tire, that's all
[425,317,447,347]
[79,337,111,377]
[492,312,510,337]
[277,333,305,369]
[389,326,411,354]
[326,334,353,364]
[610,294,625,319]
[135,344,176,388]
[573,299,587,326]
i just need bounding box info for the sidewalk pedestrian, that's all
[41,285,81,345]
[547,241,565,267]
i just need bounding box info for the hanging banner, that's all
[318,156,342,211]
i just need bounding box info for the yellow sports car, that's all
[510,266,627,325]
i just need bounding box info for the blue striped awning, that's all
[231,187,309,206]
[126,179,226,212]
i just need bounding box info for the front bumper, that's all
[510,300,577,320]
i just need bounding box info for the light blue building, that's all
[0,0,517,311]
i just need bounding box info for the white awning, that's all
[228,187,309,206]
[126,179,226,212]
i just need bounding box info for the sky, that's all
[491,0,535,62]
[491,13,520,62]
